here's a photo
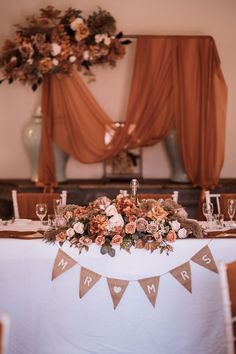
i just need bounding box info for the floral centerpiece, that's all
[44,191,203,257]
[0,6,131,90]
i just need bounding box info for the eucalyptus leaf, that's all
[101,245,108,255]
[108,247,115,257]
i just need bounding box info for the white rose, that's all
[69,55,76,63]
[66,227,75,237]
[51,43,61,56]
[83,50,90,60]
[178,228,187,239]
[170,220,181,232]
[70,17,83,31]
[73,222,84,234]
[52,58,59,66]
[104,35,111,46]
[105,205,118,217]
[108,214,124,228]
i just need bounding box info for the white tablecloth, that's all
[0,234,235,354]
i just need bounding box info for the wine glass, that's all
[202,202,214,228]
[227,199,235,225]
[35,203,47,225]
[53,198,62,216]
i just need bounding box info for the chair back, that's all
[219,260,236,354]
[12,190,67,220]
[220,194,236,221]
[0,314,10,354]
[198,190,221,220]
[138,191,179,203]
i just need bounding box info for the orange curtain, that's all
[172,36,227,188]
[38,35,227,189]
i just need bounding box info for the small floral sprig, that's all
[0,6,131,90]
[44,192,203,257]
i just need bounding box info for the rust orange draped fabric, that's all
[38,35,227,189]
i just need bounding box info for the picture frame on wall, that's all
[103,148,142,180]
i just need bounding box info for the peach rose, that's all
[56,231,67,242]
[79,236,93,246]
[125,222,136,234]
[111,234,123,245]
[153,231,163,243]
[166,230,177,243]
[95,235,105,246]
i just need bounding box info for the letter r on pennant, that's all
[180,270,189,281]
[84,276,92,287]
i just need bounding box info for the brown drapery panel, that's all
[39,35,227,189]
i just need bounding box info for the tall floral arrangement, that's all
[0,6,130,90]
[45,192,203,257]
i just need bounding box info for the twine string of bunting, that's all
[51,240,218,309]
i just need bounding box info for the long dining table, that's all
[0,219,235,354]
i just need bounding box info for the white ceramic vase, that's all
[22,108,68,182]
[164,128,189,183]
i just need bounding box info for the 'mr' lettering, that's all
[147,284,156,294]
[58,258,68,270]
[84,276,92,287]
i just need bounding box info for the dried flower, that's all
[0,6,130,90]
[44,193,203,257]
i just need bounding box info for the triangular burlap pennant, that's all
[79,267,101,298]
[191,245,218,273]
[138,276,160,307]
[107,278,129,309]
[51,249,77,280]
[170,262,192,293]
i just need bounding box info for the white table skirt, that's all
[0,237,235,354]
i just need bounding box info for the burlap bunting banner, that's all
[191,245,218,273]
[107,278,129,309]
[170,261,192,293]
[51,243,218,308]
[79,267,101,298]
[138,276,160,307]
[51,249,77,280]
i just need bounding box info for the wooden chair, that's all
[138,191,179,203]
[219,260,236,354]
[0,314,10,354]
[220,194,236,221]
[11,190,67,220]
[198,190,221,220]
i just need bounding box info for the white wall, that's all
[0,0,235,179]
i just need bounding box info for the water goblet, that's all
[227,199,235,225]
[53,198,62,216]
[202,202,214,228]
[35,203,47,225]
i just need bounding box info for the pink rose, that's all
[166,230,177,243]
[136,218,148,232]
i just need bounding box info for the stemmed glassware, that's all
[202,202,214,228]
[35,203,47,225]
[53,198,62,216]
[227,199,235,225]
